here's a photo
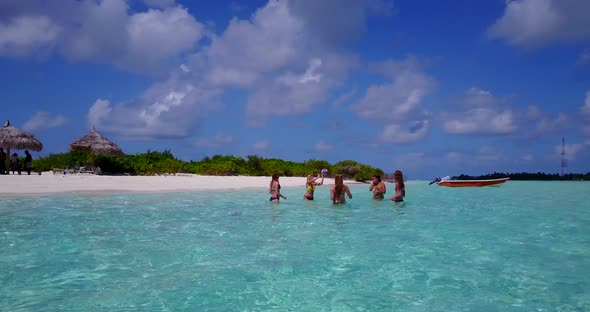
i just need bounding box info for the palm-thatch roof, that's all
[70,128,123,156]
[0,120,43,151]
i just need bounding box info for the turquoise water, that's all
[1,181,589,311]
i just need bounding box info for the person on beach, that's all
[389,170,405,203]
[369,175,386,199]
[24,150,32,175]
[304,171,324,200]
[0,148,6,174]
[269,172,287,203]
[331,174,352,205]
[10,153,20,175]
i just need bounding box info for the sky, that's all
[1,0,589,179]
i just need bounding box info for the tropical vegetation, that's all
[454,172,590,181]
[32,150,385,181]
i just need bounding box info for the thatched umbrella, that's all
[70,128,123,156]
[0,120,43,172]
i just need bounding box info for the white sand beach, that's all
[0,172,361,195]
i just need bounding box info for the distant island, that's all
[451,172,589,181]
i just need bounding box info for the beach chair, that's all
[53,168,65,175]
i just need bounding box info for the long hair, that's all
[269,172,279,193]
[333,174,343,204]
[394,170,405,196]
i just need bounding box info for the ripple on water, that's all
[1,182,589,311]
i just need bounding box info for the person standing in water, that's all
[269,172,287,203]
[330,174,352,204]
[389,170,405,203]
[369,175,386,199]
[303,171,324,200]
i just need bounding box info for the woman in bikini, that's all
[389,170,405,203]
[369,175,386,199]
[303,171,324,200]
[269,172,287,203]
[330,174,352,205]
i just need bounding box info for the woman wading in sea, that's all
[269,172,287,203]
[331,174,352,204]
[303,171,324,200]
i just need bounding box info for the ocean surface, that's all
[1,181,589,311]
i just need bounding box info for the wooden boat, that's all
[438,177,510,187]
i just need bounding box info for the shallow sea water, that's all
[1,181,589,311]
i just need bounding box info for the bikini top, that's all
[271,183,281,192]
[307,183,315,191]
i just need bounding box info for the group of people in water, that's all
[0,148,33,175]
[268,170,406,205]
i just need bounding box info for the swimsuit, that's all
[305,183,315,200]
[270,183,281,201]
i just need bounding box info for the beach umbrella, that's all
[70,128,123,156]
[0,120,43,171]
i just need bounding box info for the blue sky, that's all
[1,0,589,178]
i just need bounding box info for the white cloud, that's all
[65,0,368,138]
[314,140,334,151]
[245,58,330,117]
[254,140,270,150]
[460,87,503,108]
[353,56,435,122]
[578,49,590,65]
[198,0,305,88]
[88,99,112,129]
[0,15,62,57]
[443,88,516,135]
[179,63,189,72]
[123,7,203,67]
[526,105,543,120]
[353,55,434,144]
[555,143,586,161]
[331,88,357,109]
[299,58,322,83]
[183,0,356,121]
[522,154,534,161]
[518,105,570,138]
[195,134,233,148]
[488,0,590,48]
[2,0,371,141]
[444,109,515,135]
[379,120,429,144]
[22,111,68,132]
[1,1,204,73]
[287,0,394,48]
[87,81,221,139]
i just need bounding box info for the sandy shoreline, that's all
[0,172,363,196]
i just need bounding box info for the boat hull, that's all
[438,177,510,187]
